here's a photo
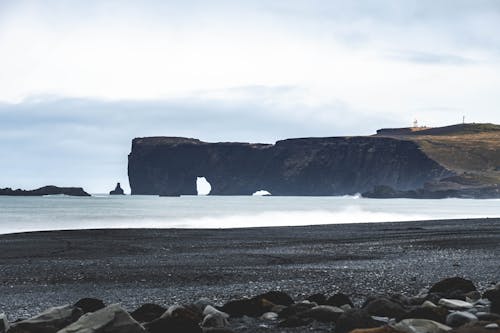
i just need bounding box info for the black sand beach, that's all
[0,218,499,320]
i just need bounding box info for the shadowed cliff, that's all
[128,135,452,196]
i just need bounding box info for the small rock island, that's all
[109,182,125,195]
[0,185,90,197]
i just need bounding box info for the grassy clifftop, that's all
[377,123,500,185]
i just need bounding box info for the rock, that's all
[9,305,83,333]
[403,306,448,323]
[1,313,9,333]
[476,312,500,321]
[363,297,408,319]
[130,304,167,323]
[438,299,473,310]
[392,319,452,333]
[484,283,500,314]
[327,293,354,307]
[144,305,202,333]
[485,323,499,329]
[203,306,229,320]
[307,293,327,305]
[256,291,294,306]
[350,327,402,333]
[278,301,316,318]
[202,329,236,333]
[220,294,277,317]
[299,305,344,322]
[446,311,478,327]
[109,183,125,195]
[0,186,91,197]
[277,316,312,327]
[74,298,106,314]
[58,304,145,333]
[450,322,500,333]
[192,299,214,313]
[335,309,381,333]
[422,301,439,308]
[201,314,228,328]
[430,277,477,295]
[260,312,278,321]
[464,291,481,302]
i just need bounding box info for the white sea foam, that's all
[1,196,499,234]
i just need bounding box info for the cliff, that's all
[128,136,452,196]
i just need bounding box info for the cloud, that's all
[0,88,404,192]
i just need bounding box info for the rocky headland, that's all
[127,123,500,198]
[0,186,90,197]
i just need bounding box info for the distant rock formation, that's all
[109,182,125,195]
[0,186,90,197]
[128,136,450,196]
[127,123,500,198]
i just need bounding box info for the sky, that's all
[1,0,500,193]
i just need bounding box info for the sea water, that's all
[0,195,499,234]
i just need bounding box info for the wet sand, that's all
[0,218,499,319]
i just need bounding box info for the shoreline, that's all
[0,218,499,321]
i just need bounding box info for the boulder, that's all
[145,305,202,333]
[449,322,500,333]
[109,183,125,195]
[256,291,293,306]
[392,319,452,333]
[299,305,344,322]
[438,299,473,310]
[327,293,354,307]
[74,298,105,314]
[445,311,477,327]
[201,313,228,328]
[483,283,500,314]
[9,305,83,333]
[277,316,312,327]
[260,312,278,321]
[429,278,477,295]
[1,313,9,333]
[278,301,316,318]
[307,293,327,305]
[335,309,381,333]
[192,298,214,313]
[402,306,448,323]
[203,306,229,320]
[363,297,408,319]
[350,327,402,333]
[57,304,145,333]
[130,304,167,323]
[476,312,500,321]
[220,295,276,317]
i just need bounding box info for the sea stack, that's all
[109,183,125,195]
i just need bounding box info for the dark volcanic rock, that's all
[335,309,381,333]
[9,305,83,333]
[429,277,477,295]
[130,304,166,323]
[362,297,408,319]
[0,186,90,197]
[326,293,354,308]
[74,298,105,314]
[109,182,125,195]
[128,136,451,196]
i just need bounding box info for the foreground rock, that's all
[9,305,82,333]
[2,277,500,333]
[0,186,90,197]
[58,304,145,333]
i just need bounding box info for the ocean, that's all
[0,195,499,235]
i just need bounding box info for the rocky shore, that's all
[0,218,499,332]
[1,277,499,332]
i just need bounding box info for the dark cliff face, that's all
[128,136,452,196]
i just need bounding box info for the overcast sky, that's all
[1,0,500,192]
